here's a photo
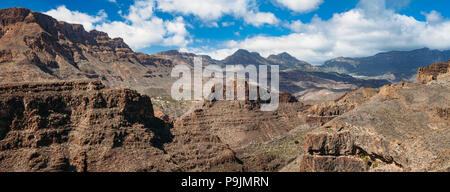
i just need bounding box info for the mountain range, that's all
[0,7,449,172]
[321,48,450,82]
[0,7,391,109]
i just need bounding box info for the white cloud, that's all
[422,10,443,23]
[274,0,323,13]
[243,11,280,27]
[45,6,107,31]
[46,1,191,50]
[163,17,190,46]
[155,0,279,26]
[124,0,155,23]
[285,20,304,32]
[193,0,450,65]
[221,21,235,27]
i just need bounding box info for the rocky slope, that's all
[0,7,175,96]
[321,48,450,82]
[242,87,380,172]
[279,70,388,104]
[175,94,308,150]
[301,87,379,126]
[299,63,450,172]
[173,85,379,172]
[174,90,320,171]
[417,60,450,83]
[0,80,242,172]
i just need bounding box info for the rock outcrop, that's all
[0,80,242,172]
[0,7,175,96]
[302,87,379,125]
[300,63,450,172]
[175,93,307,150]
[417,60,450,84]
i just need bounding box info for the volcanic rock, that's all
[302,87,379,126]
[0,7,175,96]
[0,80,242,172]
[300,63,450,172]
[417,60,450,84]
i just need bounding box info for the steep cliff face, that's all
[417,60,450,84]
[175,97,307,150]
[0,80,242,172]
[0,8,175,96]
[300,67,450,172]
[173,91,320,171]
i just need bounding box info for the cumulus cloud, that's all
[97,0,191,49]
[46,1,191,50]
[422,10,443,23]
[274,0,323,13]
[285,20,304,32]
[194,0,450,65]
[45,6,107,31]
[155,0,279,27]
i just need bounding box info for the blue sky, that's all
[2,0,450,64]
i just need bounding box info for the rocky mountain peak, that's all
[268,52,298,61]
[234,49,253,55]
[0,7,32,25]
[222,49,268,65]
[267,52,315,71]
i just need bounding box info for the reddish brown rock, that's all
[299,64,450,172]
[300,154,368,172]
[0,80,243,172]
[0,7,175,96]
[301,87,378,125]
[417,60,450,83]
[279,92,298,103]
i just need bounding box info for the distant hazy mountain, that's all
[222,49,317,71]
[222,49,273,66]
[321,48,450,82]
[267,52,317,71]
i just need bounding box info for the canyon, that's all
[0,7,449,172]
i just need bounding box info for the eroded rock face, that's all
[173,91,316,172]
[301,87,379,126]
[176,99,306,150]
[0,8,175,96]
[417,61,450,84]
[300,70,450,172]
[0,80,242,172]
